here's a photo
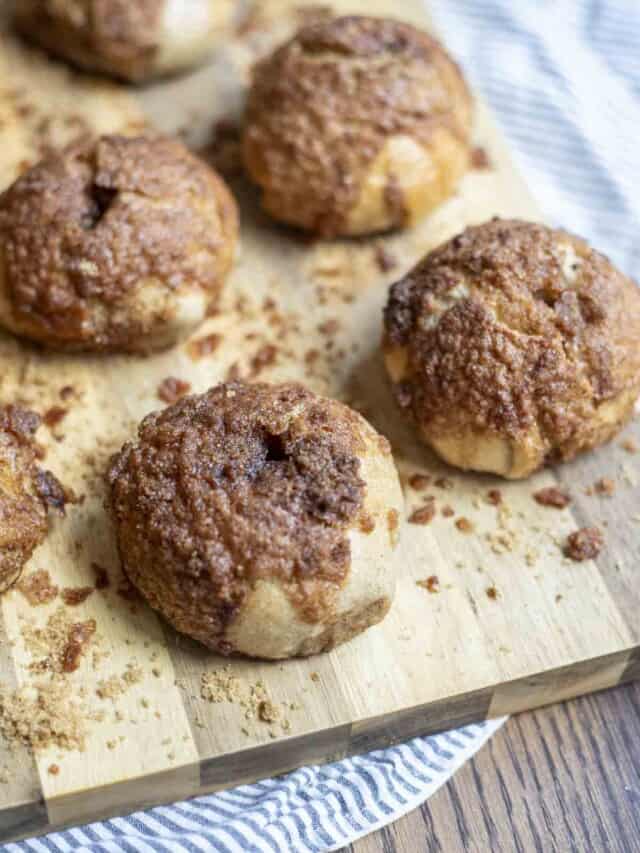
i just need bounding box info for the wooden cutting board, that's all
[1,0,639,842]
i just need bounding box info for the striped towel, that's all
[5,1,639,850]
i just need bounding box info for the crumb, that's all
[310,672,320,683]
[22,607,96,674]
[486,586,499,600]
[374,246,398,272]
[374,245,398,273]
[43,406,68,428]
[555,594,563,603]
[594,477,615,497]
[387,508,400,545]
[471,146,491,169]
[59,385,75,401]
[441,505,455,518]
[434,477,454,490]
[485,529,516,554]
[621,438,638,454]
[61,586,93,606]
[123,663,143,686]
[96,676,124,700]
[258,700,279,724]
[408,473,431,491]
[358,513,375,534]
[17,570,59,606]
[533,487,571,509]
[187,333,221,360]
[0,679,89,751]
[409,501,436,525]
[200,667,241,703]
[455,517,474,533]
[317,318,340,336]
[250,344,278,376]
[416,575,440,594]
[48,763,60,775]
[157,377,191,404]
[525,547,539,566]
[564,527,603,561]
[485,489,502,506]
[35,470,73,514]
[62,620,97,673]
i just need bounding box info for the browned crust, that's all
[383,218,640,469]
[107,382,369,654]
[243,15,472,237]
[0,406,48,593]
[0,134,238,352]
[14,0,164,82]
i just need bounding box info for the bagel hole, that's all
[83,185,117,229]
[264,432,287,462]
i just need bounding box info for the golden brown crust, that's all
[107,382,373,654]
[383,218,640,477]
[0,134,238,352]
[243,15,472,237]
[14,0,164,82]
[0,406,49,593]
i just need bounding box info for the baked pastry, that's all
[13,0,234,83]
[243,15,472,238]
[0,406,49,593]
[107,382,403,659]
[383,218,640,479]
[0,134,238,353]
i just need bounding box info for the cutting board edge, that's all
[2,644,637,844]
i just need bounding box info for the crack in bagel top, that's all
[0,134,236,347]
[107,383,367,651]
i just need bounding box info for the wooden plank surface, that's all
[349,681,640,853]
[0,0,639,840]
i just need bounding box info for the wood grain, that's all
[0,0,639,841]
[349,682,640,853]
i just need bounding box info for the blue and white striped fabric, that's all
[4,721,503,853]
[431,0,640,278]
[6,1,640,850]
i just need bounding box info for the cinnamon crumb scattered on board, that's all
[187,333,221,360]
[409,501,436,525]
[564,527,603,562]
[17,570,59,606]
[485,489,502,506]
[43,406,68,428]
[157,377,191,404]
[375,246,398,273]
[61,586,93,606]
[416,575,440,594]
[408,473,431,491]
[434,477,454,490]
[471,146,491,169]
[533,487,571,509]
[594,477,615,497]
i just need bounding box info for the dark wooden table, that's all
[345,682,640,852]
